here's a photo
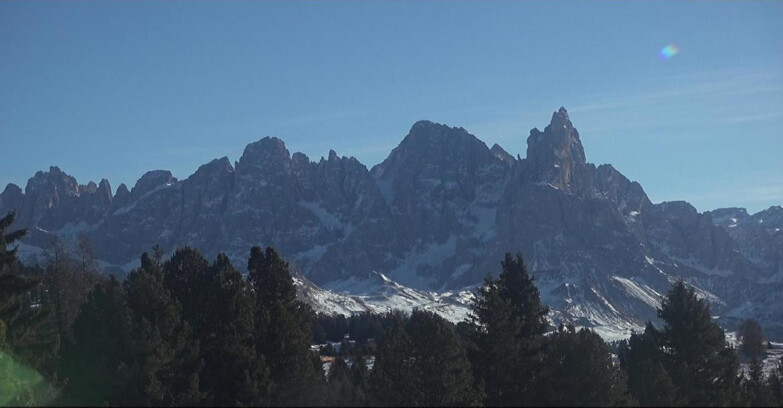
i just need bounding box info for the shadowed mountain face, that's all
[2,107,781,336]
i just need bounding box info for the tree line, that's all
[1,211,783,406]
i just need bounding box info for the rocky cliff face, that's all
[2,108,780,337]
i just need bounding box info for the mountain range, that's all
[2,107,781,339]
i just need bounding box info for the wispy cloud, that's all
[569,69,783,116]
[722,111,783,124]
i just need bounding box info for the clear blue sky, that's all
[1,1,781,213]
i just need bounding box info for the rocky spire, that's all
[525,107,590,192]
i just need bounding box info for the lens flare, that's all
[659,44,680,60]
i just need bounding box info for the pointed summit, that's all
[525,107,589,192]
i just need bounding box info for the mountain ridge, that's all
[3,107,781,338]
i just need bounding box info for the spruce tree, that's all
[123,253,205,406]
[0,211,35,348]
[768,358,783,406]
[618,322,680,406]
[197,253,271,406]
[0,211,58,406]
[369,317,422,406]
[467,252,548,406]
[247,246,323,406]
[742,357,773,407]
[738,318,766,360]
[537,324,634,406]
[407,310,481,407]
[658,280,741,406]
[327,356,361,406]
[59,276,134,405]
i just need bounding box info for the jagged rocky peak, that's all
[401,120,480,149]
[525,107,590,191]
[25,165,80,197]
[377,120,496,174]
[710,207,750,227]
[192,157,234,178]
[0,183,24,211]
[130,170,177,201]
[236,136,292,176]
[113,183,131,206]
[491,143,515,166]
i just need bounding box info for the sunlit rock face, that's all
[3,108,781,338]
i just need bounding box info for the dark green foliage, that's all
[59,276,134,405]
[123,254,205,406]
[192,253,270,406]
[369,317,422,406]
[407,310,481,407]
[466,252,549,406]
[618,323,680,406]
[326,356,368,406]
[738,318,766,360]
[742,357,773,407]
[0,211,26,270]
[0,211,33,347]
[370,310,481,407]
[658,280,741,406]
[248,246,324,406]
[537,324,634,406]
[768,359,783,406]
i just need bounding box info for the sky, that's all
[1,1,781,214]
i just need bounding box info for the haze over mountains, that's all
[2,107,781,338]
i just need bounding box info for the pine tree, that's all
[369,317,423,406]
[743,357,773,407]
[618,322,680,406]
[658,280,741,406]
[59,276,134,405]
[163,247,212,333]
[467,252,549,406]
[0,211,34,348]
[0,211,26,271]
[327,356,361,406]
[537,324,634,406]
[407,310,481,407]
[768,358,783,406]
[247,246,323,405]
[738,318,766,360]
[0,211,58,406]
[197,253,271,406]
[123,253,205,406]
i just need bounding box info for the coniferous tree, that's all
[537,324,634,406]
[59,276,134,405]
[370,310,481,407]
[768,358,783,406]
[369,317,422,406]
[163,247,212,333]
[247,246,324,406]
[466,252,549,406]
[0,211,57,406]
[618,323,680,406]
[658,280,741,406]
[742,357,773,407]
[122,253,205,406]
[327,356,362,406]
[0,211,35,348]
[408,310,482,406]
[197,253,271,406]
[738,318,766,360]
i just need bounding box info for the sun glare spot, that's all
[659,44,680,60]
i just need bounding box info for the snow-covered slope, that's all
[295,270,474,324]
